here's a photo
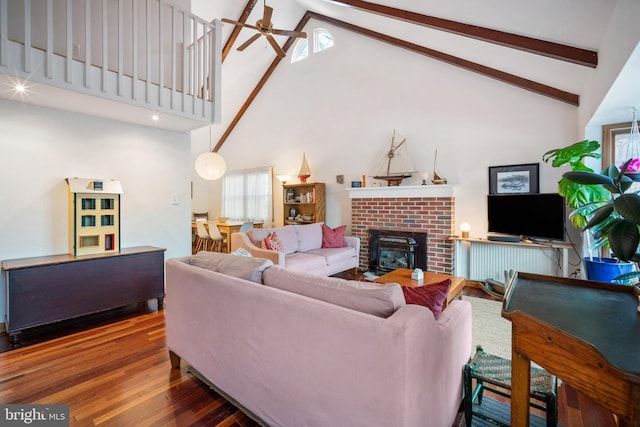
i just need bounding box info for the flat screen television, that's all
[487,193,566,241]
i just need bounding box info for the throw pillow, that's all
[262,232,285,253]
[321,224,347,248]
[230,247,252,257]
[402,278,451,319]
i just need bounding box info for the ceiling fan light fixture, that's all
[222,0,306,58]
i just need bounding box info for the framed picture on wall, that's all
[488,163,539,194]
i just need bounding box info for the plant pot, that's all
[583,257,634,283]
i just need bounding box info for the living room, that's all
[1,0,639,426]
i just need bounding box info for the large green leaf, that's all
[612,270,640,285]
[542,140,601,169]
[613,193,640,225]
[563,171,615,187]
[608,220,640,261]
[584,204,614,230]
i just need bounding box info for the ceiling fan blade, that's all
[237,33,262,51]
[271,29,307,38]
[266,34,285,58]
[263,5,273,25]
[221,18,260,31]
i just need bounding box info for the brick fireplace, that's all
[349,185,455,275]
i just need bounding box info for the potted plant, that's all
[563,160,640,284]
[542,140,634,282]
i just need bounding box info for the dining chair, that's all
[207,223,228,253]
[194,221,213,253]
[239,221,254,232]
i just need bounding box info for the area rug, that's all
[464,295,512,360]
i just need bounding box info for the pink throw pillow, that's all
[321,224,347,248]
[262,232,285,253]
[401,278,451,318]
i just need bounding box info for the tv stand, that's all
[487,234,521,243]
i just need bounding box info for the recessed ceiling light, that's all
[15,83,26,93]
[151,114,160,121]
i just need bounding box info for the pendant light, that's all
[195,126,227,180]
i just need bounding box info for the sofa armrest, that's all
[344,235,361,259]
[231,232,285,266]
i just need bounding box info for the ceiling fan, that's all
[222,1,307,58]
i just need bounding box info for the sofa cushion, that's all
[262,232,285,252]
[402,278,451,318]
[262,266,405,317]
[282,252,328,272]
[250,226,298,254]
[305,247,357,265]
[322,224,347,248]
[217,256,274,283]
[294,223,323,252]
[189,251,228,271]
[189,251,273,283]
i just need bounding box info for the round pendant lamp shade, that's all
[195,152,227,180]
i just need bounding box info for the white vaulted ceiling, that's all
[194,0,639,133]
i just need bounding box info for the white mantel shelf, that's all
[347,184,456,199]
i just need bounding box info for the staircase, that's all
[0,0,221,130]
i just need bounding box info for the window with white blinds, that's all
[221,166,272,224]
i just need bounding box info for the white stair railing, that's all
[0,0,221,124]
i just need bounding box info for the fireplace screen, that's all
[376,235,417,273]
[369,229,428,274]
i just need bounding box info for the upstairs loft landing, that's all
[0,0,221,132]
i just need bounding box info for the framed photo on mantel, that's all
[488,163,539,195]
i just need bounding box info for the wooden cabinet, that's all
[283,182,325,225]
[2,246,165,345]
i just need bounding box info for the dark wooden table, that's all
[2,246,166,345]
[501,272,640,427]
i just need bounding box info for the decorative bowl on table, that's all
[217,217,229,223]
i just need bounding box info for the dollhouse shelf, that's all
[2,246,165,345]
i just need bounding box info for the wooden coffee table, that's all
[374,268,466,309]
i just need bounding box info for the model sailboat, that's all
[432,148,447,184]
[298,153,311,183]
[373,130,415,186]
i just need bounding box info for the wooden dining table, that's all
[192,220,263,253]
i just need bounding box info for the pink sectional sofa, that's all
[230,222,360,276]
[166,251,472,427]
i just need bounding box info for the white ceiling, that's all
[1,0,638,131]
[201,0,639,124]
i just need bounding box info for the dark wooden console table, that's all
[2,246,166,345]
[502,272,640,427]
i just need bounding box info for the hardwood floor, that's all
[0,286,617,427]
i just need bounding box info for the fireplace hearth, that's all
[369,229,428,274]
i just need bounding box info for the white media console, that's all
[453,237,573,282]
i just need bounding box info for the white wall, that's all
[207,21,580,241]
[0,101,192,325]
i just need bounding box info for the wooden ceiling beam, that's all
[309,12,579,106]
[221,0,259,63]
[214,12,313,152]
[327,0,598,68]
[215,8,581,152]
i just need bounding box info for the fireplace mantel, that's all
[347,184,455,199]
